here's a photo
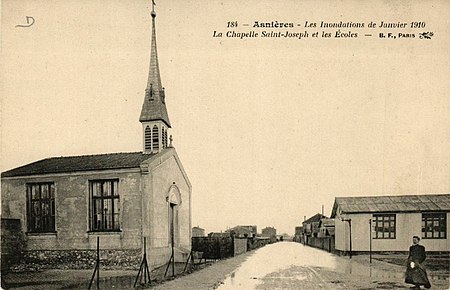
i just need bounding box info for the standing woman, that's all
[405,236,431,289]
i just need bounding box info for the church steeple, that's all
[140,2,171,154]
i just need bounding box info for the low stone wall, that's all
[12,249,141,271]
[192,237,234,260]
[1,218,26,271]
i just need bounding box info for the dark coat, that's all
[409,244,426,263]
[405,244,431,288]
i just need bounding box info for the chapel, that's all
[1,5,191,269]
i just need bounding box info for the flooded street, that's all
[217,242,340,289]
[217,242,449,290]
[4,242,448,289]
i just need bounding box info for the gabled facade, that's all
[302,213,326,238]
[1,5,192,269]
[331,194,450,254]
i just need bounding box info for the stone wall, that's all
[1,218,26,271]
[17,249,141,271]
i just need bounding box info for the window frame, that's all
[88,179,121,232]
[422,212,447,239]
[373,213,396,239]
[26,182,56,233]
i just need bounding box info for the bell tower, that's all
[139,2,171,154]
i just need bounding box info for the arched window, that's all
[144,126,152,150]
[152,125,159,150]
[162,128,166,149]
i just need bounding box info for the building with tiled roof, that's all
[302,213,326,237]
[1,4,191,270]
[1,152,152,178]
[330,194,450,254]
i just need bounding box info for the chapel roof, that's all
[1,152,155,178]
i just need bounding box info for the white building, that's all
[331,194,450,254]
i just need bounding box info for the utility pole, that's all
[369,219,372,263]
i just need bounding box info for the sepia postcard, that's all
[1,0,449,289]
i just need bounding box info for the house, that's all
[1,6,192,269]
[261,226,277,243]
[226,225,257,238]
[303,213,326,241]
[293,226,303,243]
[192,226,205,237]
[318,218,335,238]
[331,194,450,254]
[317,218,335,252]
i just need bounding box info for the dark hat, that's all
[413,236,420,240]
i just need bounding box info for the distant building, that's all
[318,218,335,238]
[294,226,303,243]
[261,226,277,243]
[261,227,276,238]
[331,194,450,254]
[226,225,257,238]
[303,213,326,241]
[192,226,205,237]
[280,233,292,241]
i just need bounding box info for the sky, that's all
[1,0,450,235]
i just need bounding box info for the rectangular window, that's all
[89,180,120,231]
[26,183,56,233]
[373,214,396,239]
[422,212,447,239]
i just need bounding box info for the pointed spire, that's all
[139,1,171,127]
[147,1,162,93]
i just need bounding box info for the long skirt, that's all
[405,262,431,289]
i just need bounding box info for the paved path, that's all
[150,251,253,290]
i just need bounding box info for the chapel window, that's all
[89,179,120,231]
[26,183,56,233]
